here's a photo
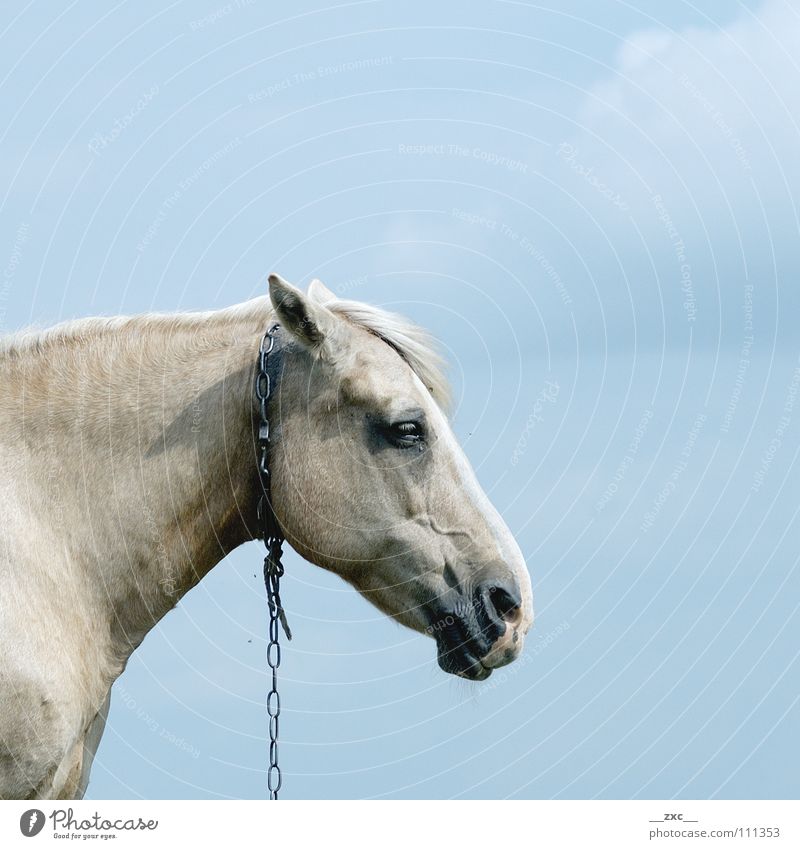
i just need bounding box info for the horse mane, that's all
[0,294,452,411]
[0,302,259,357]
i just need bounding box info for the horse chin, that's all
[436,644,493,680]
[434,621,524,681]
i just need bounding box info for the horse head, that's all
[267,274,533,680]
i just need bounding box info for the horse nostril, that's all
[479,580,522,625]
[491,586,520,621]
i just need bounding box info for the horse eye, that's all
[388,420,423,447]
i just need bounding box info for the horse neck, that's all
[5,300,271,659]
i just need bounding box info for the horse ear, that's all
[268,273,338,352]
[308,278,338,305]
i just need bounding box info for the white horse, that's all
[0,275,533,799]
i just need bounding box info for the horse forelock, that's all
[324,299,452,414]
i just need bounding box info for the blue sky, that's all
[1,0,798,798]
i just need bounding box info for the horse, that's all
[0,274,533,799]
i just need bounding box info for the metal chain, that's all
[264,539,287,799]
[255,322,291,800]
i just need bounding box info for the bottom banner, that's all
[0,799,795,848]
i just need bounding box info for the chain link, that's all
[255,323,291,800]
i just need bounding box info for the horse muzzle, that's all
[427,578,527,680]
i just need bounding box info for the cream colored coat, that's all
[0,276,533,799]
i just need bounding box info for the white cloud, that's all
[570,0,800,213]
